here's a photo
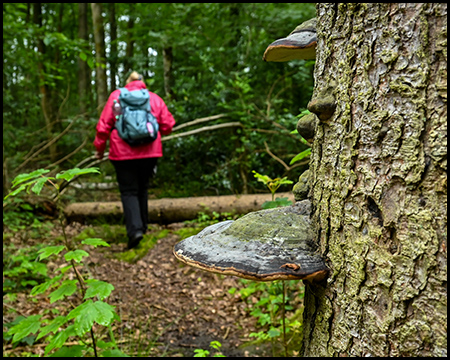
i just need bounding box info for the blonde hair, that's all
[126,71,143,85]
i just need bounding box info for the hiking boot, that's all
[128,231,143,249]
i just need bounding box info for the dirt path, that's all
[92,223,259,357]
[3,221,273,357]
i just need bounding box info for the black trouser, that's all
[111,158,157,240]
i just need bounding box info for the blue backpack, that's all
[114,88,159,146]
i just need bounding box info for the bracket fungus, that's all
[173,200,329,282]
[293,170,311,202]
[296,113,319,143]
[307,95,336,121]
[263,18,317,62]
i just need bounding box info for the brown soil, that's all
[3,221,283,357]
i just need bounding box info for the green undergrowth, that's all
[73,223,204,264]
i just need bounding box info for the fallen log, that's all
[64,192,294,224]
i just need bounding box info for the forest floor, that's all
[3,216,304,357]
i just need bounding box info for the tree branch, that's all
[162,122,242,141]
[171,113,228,132]
[16,119,77,173]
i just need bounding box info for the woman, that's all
[93,71,176,249]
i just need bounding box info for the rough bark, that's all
[64,192,294,224]
[163,46,174,99]
[77,3,89,115]
[108,3,117,93]
[123,4,135,75]
[302,3,447,357]
[33,2,57,162]
[91,3,108,113]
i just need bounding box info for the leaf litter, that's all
[3,221,275,357]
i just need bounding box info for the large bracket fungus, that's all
[174,17,329,284]
[263,18,317,62]
[173,200,329,282]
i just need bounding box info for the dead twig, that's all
[162,122,242,141]
[16,119,77,173]
[172,114,228,132]
[45,137,88,170]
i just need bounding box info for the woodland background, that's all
[3,3,316,197]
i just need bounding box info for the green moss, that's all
[173,227,203,240]
[115,233,159,263]
[74,225,127,245]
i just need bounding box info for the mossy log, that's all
[64,192,294,224]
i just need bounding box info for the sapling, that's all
[252,170,293,209]
[4,168,127,357]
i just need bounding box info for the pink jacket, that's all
[93,80,176,161]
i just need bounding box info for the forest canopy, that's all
[3,3,316,197]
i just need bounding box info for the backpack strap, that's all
[117,87,151,112]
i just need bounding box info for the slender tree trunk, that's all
[124,3,135,75]
[91,3,108,114]
[33,2,57,162]
[77,3,89,115]
[163,46,174,99]
[301,3,447,357]
[108,3,117,93]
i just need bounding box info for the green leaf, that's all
[49,280,78,303]
[67,300,117,337]
[100,349,130,357]
[43,35,53,46]
[84,279,115,301]
[11,169,50,187]
[64,249,89,263]
[31,280,52,296]
[44,324,77,355]
[194,349,210,357]
[79,51,87,61]
[4,184,27,200]
[37,245,65,261]
[56,167,100,182]
[268,327,281,338]
[289,148,311,165]
[209,340,222,350]
[82,238,110,248]
[37,316,68,340]
[31,176,49,195]
[87,57,94,69]
[7,315,42,344]
[49,345,86,357]
[296,109,311,118]
[252,170,272,184]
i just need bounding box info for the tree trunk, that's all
[33,2,57,162]
[91,3,108,114]
[302,3,447,357]
[108,3,117,93]
[77,3,89,115]
[163,46,174,99]
[123,4,135,75]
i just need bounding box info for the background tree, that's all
[91,3,108,114]
[77,3,90,115]
[3,3,316,197]
[302,3,447,356]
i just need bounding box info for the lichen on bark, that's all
[302,3,447,357]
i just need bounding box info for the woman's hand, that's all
[95,150,104,160]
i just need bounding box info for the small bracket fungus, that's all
[173,200,329,282]
[296,113,319,143]
[307,82,337,121]
[263,18,317,62]
[293,169,311,202]
[307,95,336,121]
